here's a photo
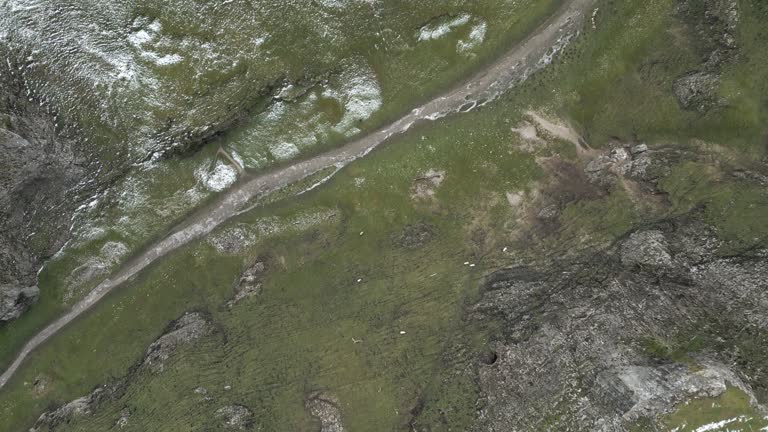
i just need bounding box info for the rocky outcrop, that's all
[30,311,214,430]
[214,404,255,430]
[143,312,214,373]
[597,361,756,423]
[0,284,39,321]
[305,392,346,432]
[0,46,91,323]
[673,71,722,112]
[620,230,673,269]
[459,217,768,431]
[29,383,123,432]
[672,0,739,112]
[227,260,266,308]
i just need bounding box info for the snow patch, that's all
[196,162,238,192]
[418,14,471,41]
[693,415,750,432]
[128,29,153,47]
[458,21,487,52]
[329,63,382,136]
[316,0,379,9]
[269,142,300,160]
[209,209,338,254]
[128,19,184,67]
[64,240,129,300]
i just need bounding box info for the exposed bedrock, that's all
[463,218,767,431]
[0,49,89,323]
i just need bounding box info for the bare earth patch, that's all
[411,169,446,201]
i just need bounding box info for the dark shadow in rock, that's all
[479,350,499,365]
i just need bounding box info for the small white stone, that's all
[503,247,508,252]
[469,264,476,268]
[399,331,406,335]
[357,278,362,283]
[359,231,364,236]
[224,385,232,391]
[463,261,470,265]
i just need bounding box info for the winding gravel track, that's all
[0,0,596,390]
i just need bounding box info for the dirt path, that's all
[0,0,596,390]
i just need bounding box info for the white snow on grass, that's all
[128,19,184,67]
[458,21,487,52]
[64,240,129,300]
[101,241,129,264]
[693,415,750,432]
[330,62,383,136]
[269,142,300,160]
[315,0,379,10]
[209,209,338,254]
[317,0,345,7]
[417,14,471,41]
[196,162,238,192]
[128,29,154,47]
[265,101,288,122]
[228,60,380,167]
[145,53,183,66]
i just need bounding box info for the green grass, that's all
[558,185,641,245]
[659,161,768,252]
[661,387,768,432]
[513,0,768,156]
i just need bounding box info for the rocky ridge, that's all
[29,311,214,431]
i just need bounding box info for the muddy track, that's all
[0,0,596,390]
